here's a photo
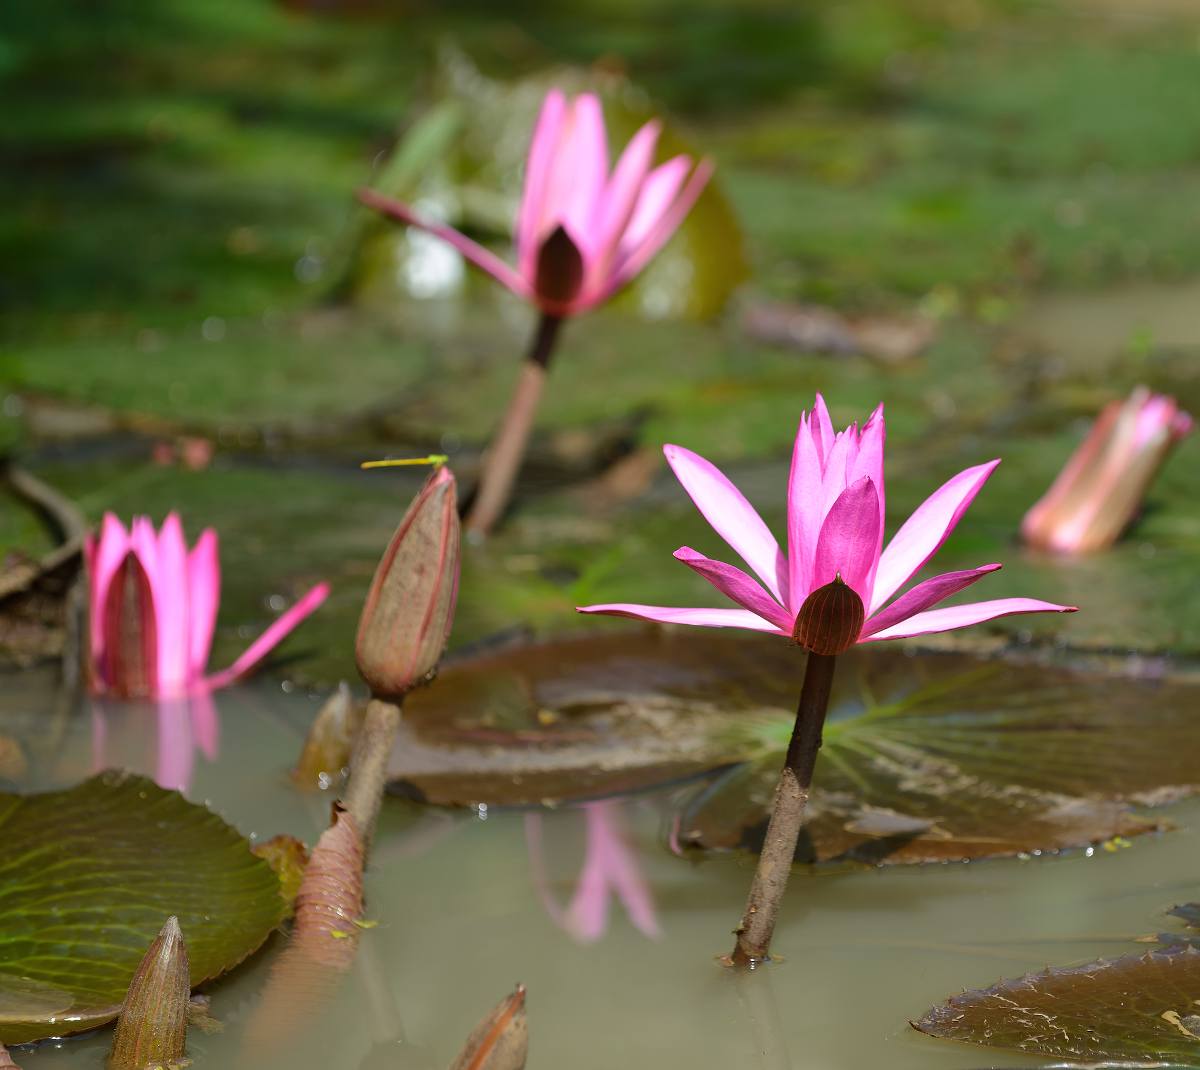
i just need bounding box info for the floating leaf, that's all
[252,834,311,908]
[677,636,1200,863]
[0,772,287,1044]
[395,631,1200,858]
[390,632,765,806]
[915,905,1200,1063]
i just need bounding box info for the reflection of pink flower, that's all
[91,690,219,793]
[358,89,712,318]
[580,394,1076,644]
[525,801,660,944]
[1022,387,1194,554]
[85,513,328,699]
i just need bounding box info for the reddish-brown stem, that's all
[729,652,837,968]
[464,314,562,536]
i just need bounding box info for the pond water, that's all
[5,668,1198,1070]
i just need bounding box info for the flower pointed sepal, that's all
[792,574,865,655]
[109,916,190,1070]
[534,225,584,315]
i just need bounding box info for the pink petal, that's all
[88,513,131,667]
[155,513,192,694]
[847,406,887,594]
[870,459,1000,615]
[608,156,714,295]
[617,156,689,255]
[860,564,1001,639]
[584,119,661,294]
[206,582,330,690]
[673,547,792,630]
[576,603,785,633]
[811,477,881,601]
[565,826,612,943]
[861,597,1078,642]
[186,529,220,679]
[786,412,823,610]
[516,89,567,279]
[555,93,609,252]
[663,444,786,601]
[356,187,531,300]
[812,393,835,461]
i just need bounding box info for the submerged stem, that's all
[729,652,837,968]
[464,314,563,537]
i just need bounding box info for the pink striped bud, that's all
[355,467,460,699]
[1022,387,1193,554]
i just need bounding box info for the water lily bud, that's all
[109,916,190,1070]
[1022,386,1193,554]
[356,467,460,700]
[100,553,158,699]
[792,575,865,656]
[534,225,584,313]
[449,985,528,1070]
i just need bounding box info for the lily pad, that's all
[388,631,1200,856]
[677,635,1200,863]
[0,771,288,1044]
[389,631,765,806]
[915,903,1200,1063]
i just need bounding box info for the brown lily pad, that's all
[678,637,1200,864]
[389,632,770,806]
[915,903,1200,1063]
[392,631,1199,861]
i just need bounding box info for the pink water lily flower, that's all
[525,802,660,944]
[358,88,713,318]
[85,513,329,699]
[579,395,1076,644]
[1022,386,1193,554]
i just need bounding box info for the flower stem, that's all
[464,313,563,536]
[729,651,837,968]
[341,697,402,855]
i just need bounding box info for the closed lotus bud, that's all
[1022,386,1193,554]
[109,916,190,1070]
[449,986,528,1070]
[792,575,865,656]
[356,467,460,700]
[534,225,584,313]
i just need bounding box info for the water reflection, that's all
[90,690,220,792]
[525,800,660,943]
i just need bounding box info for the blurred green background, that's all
[2,0,1198,682]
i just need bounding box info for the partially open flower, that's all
[355,467,461,700]
[85,514,329,699]
[1022,387,1193,554]
[358,89,713,319]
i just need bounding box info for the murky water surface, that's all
[4,670,1198,1070]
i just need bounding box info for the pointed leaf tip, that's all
[109,916,190,1070]
[449,985,529,1070]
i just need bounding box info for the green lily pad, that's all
[914,903,1200,1063]
[0,771,288,1044]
